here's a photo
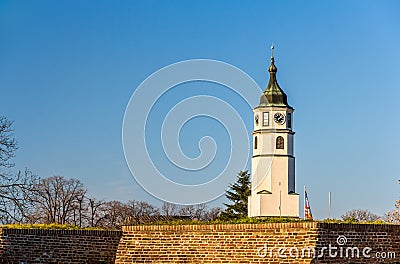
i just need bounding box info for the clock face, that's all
[274,112,285,124]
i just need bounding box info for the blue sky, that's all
[1,1,400,219]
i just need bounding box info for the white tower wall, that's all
[248,54,299,218]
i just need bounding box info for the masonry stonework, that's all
[115,223,400,264]
[0,228,122,263]
[116,222,319,263]
[315,223,400,263]
[1,223,400,263]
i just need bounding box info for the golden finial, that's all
[268,43,277,73]
[271,43,274,58]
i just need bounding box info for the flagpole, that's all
[304,186,306,220]
[328,191,331,219]
[279,190,282,217]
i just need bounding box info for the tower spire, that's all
[258,44,291,108]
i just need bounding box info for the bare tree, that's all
[387,200,400,223]
[0,116,18,168]
[86,197,106,227]
[29,176,87,224]
[0,169,37,224]
[162,202,222,221]
[94,200,161,228]
[0,117,38,224]
[98,200,130,229]
[341,209,380,222]
[161,202,179,217]
[203,207,222,221]
[387,179,400,223]
[70,189,87,227]
[179,204,208,220]
[127,200,160,218]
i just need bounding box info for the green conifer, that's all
[220,170,251,219]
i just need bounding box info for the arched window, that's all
[276,136,284,149]
[254,136,258,149]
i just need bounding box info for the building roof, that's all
[258,54,292,109]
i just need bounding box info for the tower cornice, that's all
[252,129,295,135]
[253,105,294,111]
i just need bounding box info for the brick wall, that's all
[315,223,400,263]
[1,223,400,263]
[115,223,400,264]
[0,228,122,263]
[116,222,319,263]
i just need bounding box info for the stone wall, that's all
[0,228,122,263]
[115,222,400,264]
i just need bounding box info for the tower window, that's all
[287,113,292,129]
[254,136,258,149]
[276,136,284,149]
[263,112,269,126]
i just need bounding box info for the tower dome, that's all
[259,50,292,108]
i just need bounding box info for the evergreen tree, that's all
[220,170,251,219]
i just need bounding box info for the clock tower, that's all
[248,48,299,217]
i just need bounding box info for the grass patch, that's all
[131,217,311,226]
[127,217,392,226]
[321,218,390,225]
[0,223,105,230]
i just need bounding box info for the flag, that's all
[304,189,313,220]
